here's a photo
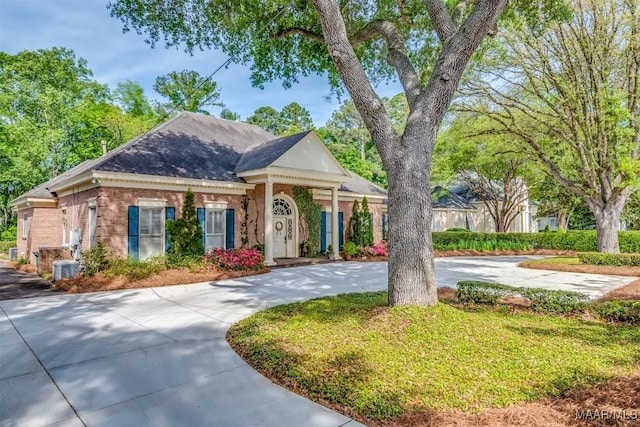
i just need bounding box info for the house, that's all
[12,112,387,266]
[431,184,538,233]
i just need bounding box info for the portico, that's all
[235,131,350,266]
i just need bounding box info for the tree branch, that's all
[274,27,325,43]
[423,0,457,43]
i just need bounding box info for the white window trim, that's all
[205,201,227,210]
[205,207,226,250]
[22,213,28,238]
[87,197,97,208]
[139,206,165,259]
[138,198,167,208]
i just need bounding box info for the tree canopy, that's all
[459,0,640,252]
[109,0,569,306]
[153,70,223,114]
[246,102,314,136]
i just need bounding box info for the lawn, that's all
[228,292,640,425]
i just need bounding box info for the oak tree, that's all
[109,0,568,306]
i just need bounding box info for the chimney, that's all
[101,140,107,156]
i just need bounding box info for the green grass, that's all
[524,256,581,265]
[228,292,640,421]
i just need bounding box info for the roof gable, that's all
[270,131,347,175]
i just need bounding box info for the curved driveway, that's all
[0,257,634,426]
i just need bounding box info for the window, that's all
[139,207,164,260]
[205,209,225,249]
[22,213,28,238]
[382,213,388,241]
[89,207,97,248]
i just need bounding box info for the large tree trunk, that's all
[587,195,627,253]
[386,127,438,306]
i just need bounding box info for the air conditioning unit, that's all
[52,260,81,282]
[8,247,17,260]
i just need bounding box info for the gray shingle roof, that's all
[431,185,476,210]
[235,131,310,173]
[15,112,388,201]
[339,171,387,197]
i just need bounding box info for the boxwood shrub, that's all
[433,231,640,253]
[578,252,640,267]
[455,281,589,314]
[592,301,640,325]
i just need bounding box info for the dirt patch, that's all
[599,279,640,302]
[437,287,456,300]
[54,267,271,293]
[6,261,38,274]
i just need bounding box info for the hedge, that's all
[578,252,640,267]
[0,241,16,254]
[433,231,640,253]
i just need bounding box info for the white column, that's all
[264,180,275,266]
[331,186,341,260]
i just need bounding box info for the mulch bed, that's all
[385,368,640,427]
[54,267,271,293]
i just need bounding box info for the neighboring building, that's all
[12,112,387,265]
[431,184,538,233]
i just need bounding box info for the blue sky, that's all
[0,0,402,125]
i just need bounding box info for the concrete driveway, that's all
[0,257,634,426]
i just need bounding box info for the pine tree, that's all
[167,188,204,257]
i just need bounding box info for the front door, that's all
[272,197,296,258]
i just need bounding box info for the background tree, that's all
[220,108,240,121]
[113,80,155,119]
[110,0,568,306]
[153,70,224,114]
[460,0,640,252]
[528,175,583,231]
[246,103,314,136]
[0,48,158,238]
[167,188,204,257]
[434,115,533,232]
[622,191,640,230]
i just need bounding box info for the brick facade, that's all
[18,183,386,263]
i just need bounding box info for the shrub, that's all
[365,241,388,257]
[166,188,204,257]
[1,225,16,241]
[456,281,514,305]
[105,256,167,280]
[578,252,640,267]
[445,227,469,232]
[455,281,589,314]
[435,239,533,251]
[519,288,589,314]
[432,230,640,253]
[81,240,109,276]
[0,240,16,254]
[204,248,264,271]
[342,242,358,257]
[592,301,640,325]
[166,251,203,270]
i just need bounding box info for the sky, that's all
[0,0,402,126]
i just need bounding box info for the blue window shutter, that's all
[320,211,327,252]
[225,209,235,249]
[338,212,344,250]
[382,214,388,241]
[165,207,175,252]
[127,206,139,260]
[197,208,205,250]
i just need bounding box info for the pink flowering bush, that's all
[355,241,388,258]
[204,248,264,271]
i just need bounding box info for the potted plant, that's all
[326,244,334,260]
[342,242,357,261]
